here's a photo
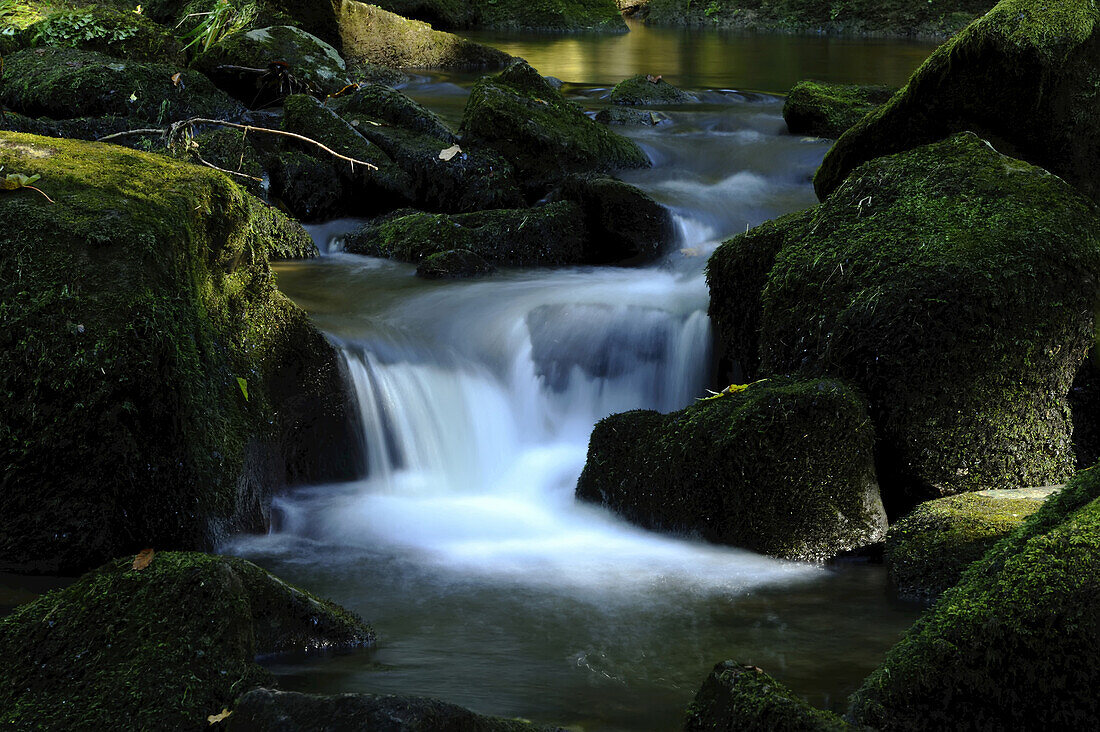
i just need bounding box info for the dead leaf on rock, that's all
[132,548,154,570]
[646,74,663,84]
[439,144,462,161]
[208,708,232,724]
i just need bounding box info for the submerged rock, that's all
[0,552,373,730]
[685,661,849,732]
[416,248,496,279]
[0,132,360,574]
[461,60,651,193]
[782,80,895,138]
[815,0,1100,204]
[609,74,694,105]
[849,463,1100,729]
[885,490,1051,600]
[576,377,887,561]
[24,6,185,64]
[228,688,564,731]
[594,106,673,127]
[708,133,1100,507]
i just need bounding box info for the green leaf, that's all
[1,173,41,191]
[236,377,249,401]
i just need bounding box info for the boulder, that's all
[885,490,1051,600]
[268,149,353,221]
[685,661,849,732]
[336,0,513,69]
[24,6,185,64]
[0,46,243,122]
[609,74,694,105]
[848,463,1100,729]
[227,688,564,731]
[332,83,455,141]
[782,80,895,138]
[0,132,360,574]
[344,202,589,266]
[0,552,373,730]
[192,26,349,107]
[182,126,267,197]
[708,133,1100,507]
[814,0,1100,204]
[416,248,496,278]
[461,60,650,193]
[576,377,887,561]
[594,106,673,127]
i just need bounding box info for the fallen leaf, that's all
[646,74,663,84]
[438,144,462,161]
[133,548,154,570]
[237,377,249,401]
[1,173,41,190]
[208,708,232,724]
[171,72,182,87]
[128,92,138,103]
[134,4,143,14]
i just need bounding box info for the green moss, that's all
[710,133,1100,506]
[26,6,184,63]
[474,0,626,31]
[0,46,243,122]
[416,248,495,278]
[848,463,1100,729]
[576,376,886,561]
[331,83,456,142]
[0,132,355,574]
[815,0,1100,204]
[0,552,372,730]
[142,0,340,47]
[782,80,896,138]
[885,492,1047,600]
[461,60,650,193]
[181,127,267,198]
[609,74,694,106]
[685,661,850,732]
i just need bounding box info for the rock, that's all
[344,202,589,266]
[0,47,243,122]
[886,490,1051,600]
[336,0,513,69]
[143,0,341,47]
[814,0,1100,204]
[848,462,1100,729]
[416,248,496,278]
[181,127,267,197]
[594,106,673,127]
[547,174,673,264]
[24,6,185,64]
[685,661,850,732]
[461,60,650,194]
[331,83,456,142]
[782,80,896,138]
[0,132,360,574]
[576,377,887,561]
[708,133,1100,507]
[192,26,349,107]
[609,74,694,105]
[0,552,373,730]
[227,688,564,731]
[268,149,354,220]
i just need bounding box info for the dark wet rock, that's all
[331,83,456,142]
[0,552,372,730]
[182,127,267,197]
[609,74,694,105]
[782,80,896,138]
[24,6,185,64]
[594,106,673,126]
[577,377,887,561]
[416,248,496,278]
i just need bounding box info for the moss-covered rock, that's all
[331,82,456,142]
[609,74,694,105]
[576,377,887,561]
[815,0,1100,204]
[848,463,1100,729]
[337,0,513,69]
[345,201,589,266]
[461,60,650,193]
[709,133,1100,507]
[594,106,673,127]
[885,490,1050,600]
[685,661,850,732]
[182,126,267,197]
[782,80,895,138]
[268,149,350,220]
[25,6,185,64]
[416,248,496,278]
[0,46,243,122]
[0,552,373,730]
[192,26,349,107]
[227,688,564,731]
[0,132,359,574]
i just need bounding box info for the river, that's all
[224,24,936,731]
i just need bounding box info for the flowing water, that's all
[225,27,937,731]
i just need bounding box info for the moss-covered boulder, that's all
[192,26,349,107]
[848,463,1100,729]
[182,126,267,197]
[345,201,589,266]
[0,552,373,730]
[609,74,694,105]
[331,82,456,142]
[576,377,887,561]
[461,60,650,193]
[594,106,673,127]
[885,489,1051,600]
[25,6,185,64]
[782,80,895,138]
[708,133,1100,507]
[227,688,564,731]
[336,0,513,69]
[0,132,360,574]
[416,248,496,278]
[268,149,350,220]
[815,0,1100,204]
[0,46,243,122]
[685,661,849,732]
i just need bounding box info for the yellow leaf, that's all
[438,144,462,161]
[208,708,232,724]
[132,548,155,570]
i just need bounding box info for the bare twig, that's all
[195,154,263,182]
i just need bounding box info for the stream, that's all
[225,24,935,731]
